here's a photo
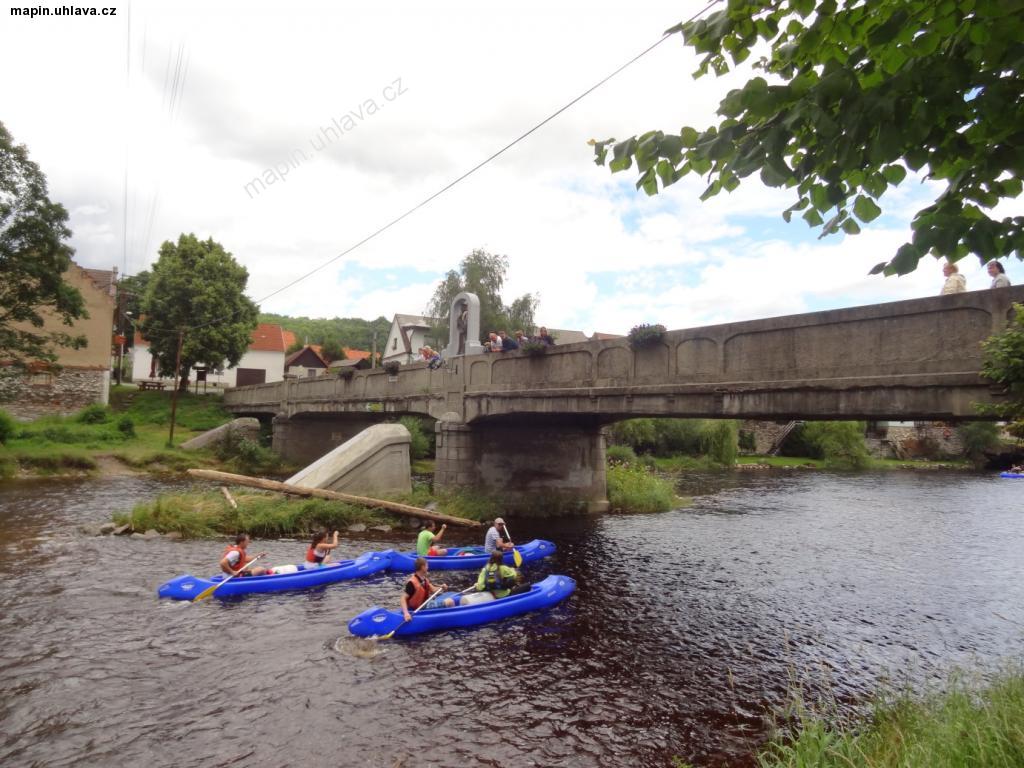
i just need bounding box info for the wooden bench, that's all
[137,380,166,391]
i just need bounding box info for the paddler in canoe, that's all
[220,533,270,576]
[475,551,528,598]
[484,517,515,554]
[306,530,340,565]
[416,520,449,556]
[401,557,455,621]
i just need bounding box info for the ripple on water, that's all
[1,471,1023,767]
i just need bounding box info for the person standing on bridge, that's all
[940,261,967,294]
[988,261,1011,288]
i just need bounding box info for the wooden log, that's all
[187,469,482,528]
[220,485,238,510]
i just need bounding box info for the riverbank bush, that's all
[609,418,740,467]
[957,421,1003,468]
[0,409,15,444]
[607,463,676,513]
[397,415,435,460]
[758,670,1024,768]
[782,421,871,470]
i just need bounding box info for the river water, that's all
[0,470,1021,767]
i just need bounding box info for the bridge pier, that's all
[434,417,610,515]
[272,414,382,465]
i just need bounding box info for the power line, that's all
[156,0,722,339]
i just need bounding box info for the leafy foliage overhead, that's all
[426,249,538,343]
[591,0,1024,276]
[0,121,87,365]
[980,302,1024,438]
[140,234,258,387]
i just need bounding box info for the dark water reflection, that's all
[0,471,1022,767]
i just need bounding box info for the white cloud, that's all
[2,0,1021,337]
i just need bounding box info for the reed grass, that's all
[607,463,677,513]
[758,671,1024,768]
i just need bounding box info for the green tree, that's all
[0,121,87,365]
[140,234,258,390]
[259,312,390,354]
[957,421,1002,467]
[980,302,1024,439]
[591,1,1024,275]
[425,249,538,342]
[791,421,871,469]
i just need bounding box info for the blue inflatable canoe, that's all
[348,574,576,637]
[157,550,394,600]
[1000,472,1024,479]
[387,539,556,573]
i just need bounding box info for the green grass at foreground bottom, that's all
[754,671,1024,768]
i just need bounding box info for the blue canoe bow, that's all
[348,574,576,638]
[157,550,394,600]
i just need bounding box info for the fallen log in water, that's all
[187,469,482,528]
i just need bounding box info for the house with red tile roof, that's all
[130,322,290,387]
[285,345,330,378]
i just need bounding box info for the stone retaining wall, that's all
[0,367,109,421]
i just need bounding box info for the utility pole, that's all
[167,329,184,447]
[114,290,127,386]
[371,331,377,369]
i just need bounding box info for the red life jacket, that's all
[222,544,251,573]
[305,546,324,564]
[406,573,434,610]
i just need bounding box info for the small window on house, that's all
[307,368,317,378]
[392,338,397,351]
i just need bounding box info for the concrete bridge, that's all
[225,287,1023,513]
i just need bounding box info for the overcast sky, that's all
[2,0,1021,335]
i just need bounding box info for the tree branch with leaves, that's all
[0,121,87,366]
[591,0,1024,275]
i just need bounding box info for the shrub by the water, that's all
[607,463,675,513]
[0,409,15,444]
[957,421,1002,467]
[609,418,739,467]
[213,429,281,475]
[782,421,870,469]
[606,444,639,466]
[700,420,738,466]
[398,415,435,460]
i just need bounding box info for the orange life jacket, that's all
[406,573,433,610]
[305,546,324,564]
[222,544,252,573]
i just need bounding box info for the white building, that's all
[130,322,289,387]
[383,314,438,365]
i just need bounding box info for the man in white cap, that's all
[484,517,514,554]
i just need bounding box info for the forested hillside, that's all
[259,313,391,355]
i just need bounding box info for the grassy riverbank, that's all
[111,485,505,538]
[753,670,1024,768]
[0,387,287,479]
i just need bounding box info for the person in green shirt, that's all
[416,520,448,556]
[475,551,527,598]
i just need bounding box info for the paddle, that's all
[502,523,523,567]
[192,553,266,603]
[380,585,444,640]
